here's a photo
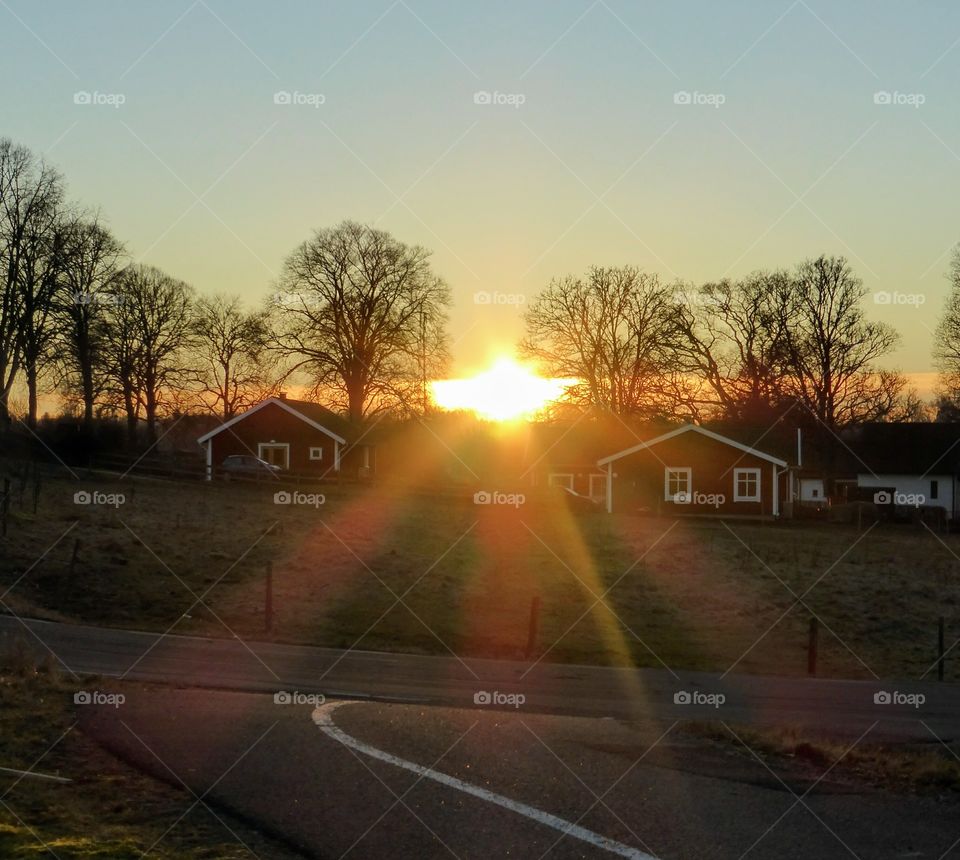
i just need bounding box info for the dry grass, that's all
[0,640,301,858]
[682,721,960,794]
[2,467,959,678]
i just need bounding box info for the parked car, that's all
[551,484,601,512]
[220,455,282,479]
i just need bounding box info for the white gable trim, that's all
[597,424,787,468]
[196,397,347,445]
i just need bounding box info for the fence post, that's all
[938,616,945,682]
[1,477,9,537]
[525,595,541,659]
[807,617,819,676]
[265,561,274,633]
[69,539,81,576]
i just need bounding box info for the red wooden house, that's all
[197,395,374,479]
[598,424,789,517]
[521,418,658,502]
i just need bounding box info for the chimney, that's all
[278,391,287,400]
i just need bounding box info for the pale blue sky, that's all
[3,0,960,389]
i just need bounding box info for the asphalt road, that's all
[7,615,960,858]
[76,687,960,860]
[3,614,959,740]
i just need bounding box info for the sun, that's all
[429,357,577,422]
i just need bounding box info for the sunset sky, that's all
[3,0,959,394]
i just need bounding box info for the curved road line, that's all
[312,701,657,860]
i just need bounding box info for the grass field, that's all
[0,643,301,859]
[682,721,960,794]
[2,466,959,680]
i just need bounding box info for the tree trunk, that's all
[79,328,95,431]
[26,364,38,430]
[347,384,364,425]
[123,386,137,447]
[145,384,157,445]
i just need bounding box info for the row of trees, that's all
[521,257,921,427]
[0,140,452,442]
[3,135,955,445]
[0,135,278,439]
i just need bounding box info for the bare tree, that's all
[781,255,900,428]
[101,281,141,443]
[190,293,274,419]
[933,247,960,415]
[670,271,794,422]
[16,211,71,428]
[0,139,65,427]
[104,264,194,444]
[520,266,679,417]
[53,217,125,430]
[271,221,451,422]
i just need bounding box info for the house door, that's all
[589,474,608,501]
[258,443,289,470]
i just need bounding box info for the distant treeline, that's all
[3,136,959,447]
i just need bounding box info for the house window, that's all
[548,473,574,490]
[257,442,289,470]
[309,447,323,461]
[931,480,939,500]
[811,488,819,498]
[588,474,607,500]
[664,468,691,502]
[734,468,761,502]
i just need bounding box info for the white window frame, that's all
[309,446,323,461]
[257,442,290,470]
[588,474,607,501]
[664,467,691,502]
[734,467,761,502]
[548,473,574,490]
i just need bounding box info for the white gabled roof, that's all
[597,423,788,468]
[196,397,347,446]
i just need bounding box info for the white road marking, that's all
[312,701,658,860]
